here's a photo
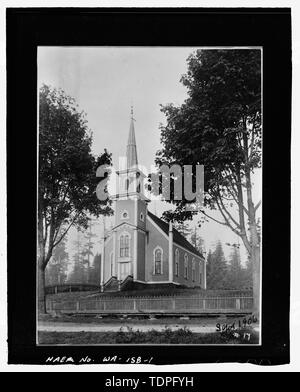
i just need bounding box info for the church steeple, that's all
[126,106,138,169]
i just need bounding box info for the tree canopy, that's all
[156,49,261,225]
[38,84,112,270]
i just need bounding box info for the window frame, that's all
[110,252,114,276]
[175,248,179,277]
[192,258,196,282]
[119,232,130,258]
[184,254,188,279]
[121,210,129,220]
[153,246,163,275]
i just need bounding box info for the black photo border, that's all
[7,7,291,366]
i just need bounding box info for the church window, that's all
[120,234,130,257]
[121,210,129,219]
[175,249,179,277]
[140,212,144,221]
[125,178,130,191]
[110,252,114,276]
[154,247,163,275]
[184,254,188,279]
[192,258,196,282]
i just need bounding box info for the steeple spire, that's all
[126,106,138,168]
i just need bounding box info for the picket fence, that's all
[47,295,253,314]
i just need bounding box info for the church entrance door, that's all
[119,262,131,281]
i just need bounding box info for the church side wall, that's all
[145,219,169,282]
[173,245,204,288]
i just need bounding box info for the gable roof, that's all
[147,211,204,259]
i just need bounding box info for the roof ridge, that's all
[147,211,204,258]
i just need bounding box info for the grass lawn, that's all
[38,326,259,345]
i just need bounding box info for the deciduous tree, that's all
[156,49,261,315]
[38,84,112,313]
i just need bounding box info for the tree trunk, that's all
[38,260,46,315]
[251,235,261,318]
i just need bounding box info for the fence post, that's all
[76,301,80,311]
[203,298,206,310]
[55,286,58,295]
[236,298,241,310]
[133,299,136,312]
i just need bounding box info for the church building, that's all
[100,111,206,292]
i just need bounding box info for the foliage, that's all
[68,230,89,284]
[173,221,192,238]
[156,49,261,231]
[206,242,228,289]
[88,253,101,285]
[206,241,252,290]
[39,84,112,267]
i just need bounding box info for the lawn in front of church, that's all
[38,326,259,345]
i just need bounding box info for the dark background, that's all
[7,8,291,365]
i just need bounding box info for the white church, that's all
[100,111,206,292]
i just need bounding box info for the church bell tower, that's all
[111,107,149,283]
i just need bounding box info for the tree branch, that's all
[254,200,262,212]
[52,212,80,249]
[199,210,227,226]
[215,199,241,237]
[216,193,241,230]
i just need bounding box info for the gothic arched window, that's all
[175,249,179,277]
[192,258,196,282]
[120,234,130,257]
[110,252,114,276]
[154,247,163,275]
[184,254,188,279]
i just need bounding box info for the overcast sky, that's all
[38,47,262,264]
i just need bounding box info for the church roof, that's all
[126,112,138,168]
[147,211,204,259]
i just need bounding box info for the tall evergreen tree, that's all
[206,241,228,289]
[82,219,98,281]
[226,246,243,289]
[88,253,101,285]
[68,230,87,284]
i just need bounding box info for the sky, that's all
[38,46,262,265]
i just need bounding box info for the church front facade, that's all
[100,112,206,292]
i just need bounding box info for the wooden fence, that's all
[45,284,99,295]
[47,295,253,315]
